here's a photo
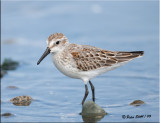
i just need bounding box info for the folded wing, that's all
[71,45,144,71]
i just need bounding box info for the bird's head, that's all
[37,33,69,65]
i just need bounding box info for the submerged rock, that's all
[1,58,19,78]
[1,113,13,117]
[130,100,145,106]
[7,86,19,90]
[81,101,107,122]
[1,58,19,71]
[10,95,32,106]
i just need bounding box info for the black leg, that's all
[89,80,95,102]
[81,84,89,105]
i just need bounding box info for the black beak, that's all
[37,47,50,65]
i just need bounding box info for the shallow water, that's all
[1,1,159,122]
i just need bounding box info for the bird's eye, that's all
[56,41,60,45]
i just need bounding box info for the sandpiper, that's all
[37,33,144,105]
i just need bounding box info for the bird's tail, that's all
[115,51,144,63]
[128,51,144,57]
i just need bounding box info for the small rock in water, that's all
[1,58,19,71]
[130,100,145,106]
[1,113,13,117]
[7,86,19,90]
[1,58,19,78]
[10,95,32,106]
[81,101,107,122]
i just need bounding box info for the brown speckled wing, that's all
[71,45,143,71]
[70,46,116,71]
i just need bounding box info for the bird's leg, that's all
[81,84,89,105]
[89,80,95,102]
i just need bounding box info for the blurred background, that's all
[1,1,159,122]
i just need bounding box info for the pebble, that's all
[81,101,107,122]
[130,100,145,106]
[1,58,19,71]
[1,113,13,117]
[7,86,19,90]
[10,95,32,106]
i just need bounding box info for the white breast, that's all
[51,53,81,79]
